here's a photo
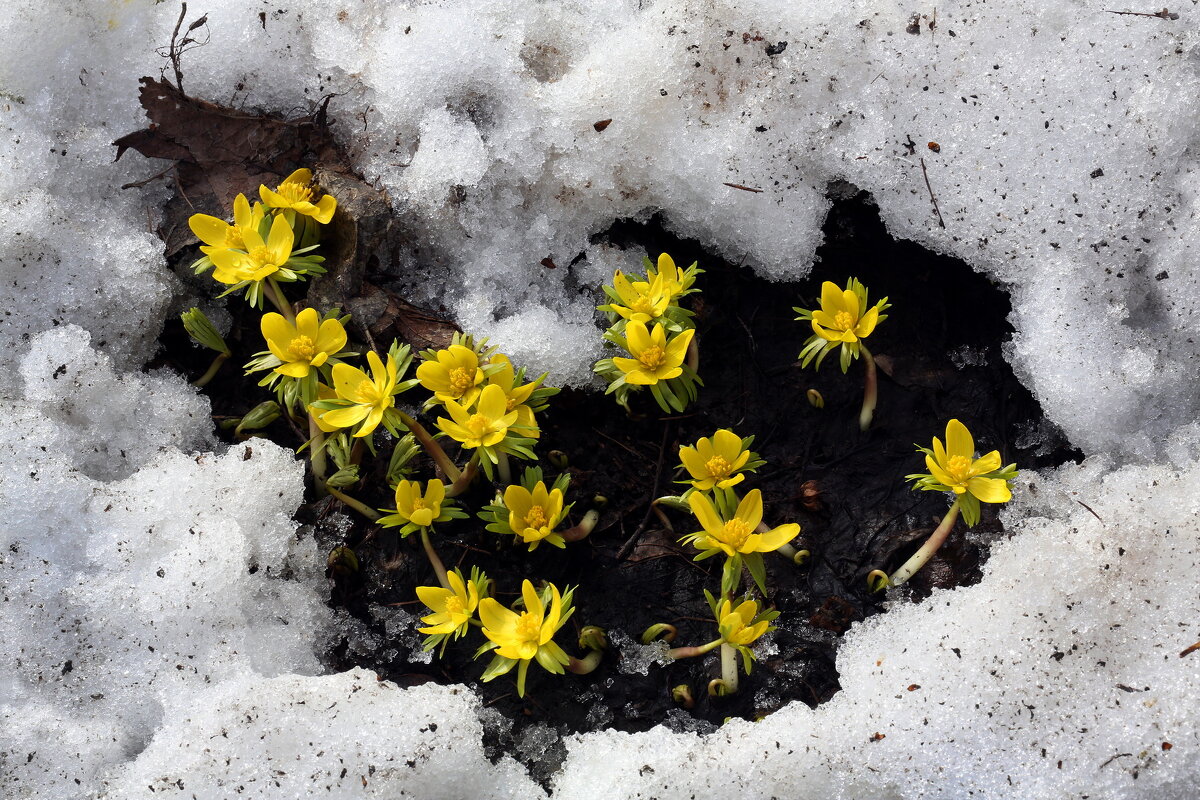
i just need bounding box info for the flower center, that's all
[248,245,277,267]
[638,345,667,370]
[466,413,494,436]
[287,335,316,361]
[834,310,856,330]
[515,611,541,642]
[277,181,313,204]
[223,227,245,249]
[444,595,466,615]
[448,367,475,395]
[356,379,380,402]
[705,455,732,479]
[411,497,427,512]
[525,506,549,531]
[720,519,753,549]
[945,454,973,483]
[630,294,656,314]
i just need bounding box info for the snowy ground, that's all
[2,1,1198,798]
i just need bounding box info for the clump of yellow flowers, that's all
[794,277,890,430]
[871,419,1018,590]
[594,253,704,413]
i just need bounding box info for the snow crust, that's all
[2,1,1199,798]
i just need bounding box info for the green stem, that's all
[889,500,961,586]
[192,351,229,388]
[420,528,450,590]
[326,486,380,521]
[719,643,739,693]
[859,344,878,431]
[667,639,722,660]
[308,414,327,490]
[445,456,478,498]
[265,277,295,324]
[397,411,460,482]
[496,451,511,485]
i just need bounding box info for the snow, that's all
[2,1,1198,798]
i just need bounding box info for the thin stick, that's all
[1105,9,1179,19]
[722,182,764,193]
[168,3,187,93]
[918,157,946,228]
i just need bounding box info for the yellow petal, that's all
[856,306,880,338]
[840,288,861,318]
[188,214,231,248]
[819,281,844,314]
[477,384,508,419]
[312,194,337,224]
[625,320,651,354]
[294,307,319,341]
[410,508,434,527]
[315,319,347,354]
[321,405,369,429]
[266,213,295,261]
[275,361,311,378]
[425,479,445,513]
[945,419,974,459]
[755,523,800,552]
[282,168,312,186]
[332,363,370,400]
[478,598,517,635]
[972,450,1002,475]
[967,476,1012,504]
[260,312,295,350]
[231,194,253,228]
[354,406,384,437]
[712,429,742,461]
[736,489,764,530]
[688,492,724,536]
[521,580,543,621]
[679,445,708,480]
[416,585,452,612]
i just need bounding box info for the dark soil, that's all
[133,76,1080,784]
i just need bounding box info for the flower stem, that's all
[889,499,961,586]
[686,336,700,372]
[192,351,229,388]
[397,411,460,482]
[445,456,478,498]
[567,651,604,675]
[496,451,511,485]
[420,528,450,590]
[667,639,723,660]
[307,414,327,489]
[719,643,739,693]
[561,501,603,543]
[859,344,878,431]
[326,486,380,521]
[265,277,295,324]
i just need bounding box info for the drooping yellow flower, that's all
[321,351,399,437]
[613,321,694,386]
[810,280,881,345]
[416,568,480,637]
[485,353,542,438]
[717,598,772,647]
[923,419,1013,504]
[391,478,446,528]
[685,489,799,558]
[416,345,485,406]
[435,384,518,449]
[679,429,751,491]
[259,168,337,224]
[208,214,294,285]
[503,482,566,550]
[478,580,572,696]
[608,270,671,323]
[188,193,265,256]
[261,307,347,378]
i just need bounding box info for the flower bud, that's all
[806,388,824,409]
[181,308,230,354]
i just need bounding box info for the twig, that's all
[120,164,176,191]
[167,3,187,92]
[1074,498,1104,524]
[723,182,764,193]
[1105,8,1179,20]
[617,424,673,561]
[919,157,946,228]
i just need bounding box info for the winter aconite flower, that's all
[188,193,265,257]
[684,489,799,559]
[436,384,519,449]
[477,580,575,697]
[645,252,696,302]
[613,321,694,386]
[607,270,671,323]
[679,429,753,491]
[908,418,1017,527]
[261,307,347,378]
[321,351,400,437]
[503,481,567,550]
[391,479,445,528]
[417,568,482,639]
[795,277,889,373]
[716,597,777,673]
[259,168,337,224]
[485,354,543,432]
[416,344,485,406]
[209,214,294,285]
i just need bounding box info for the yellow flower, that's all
[478,580,572,696]
[416,569,480,637]
[188,193,265,255]
[485,353,542,438]
[810,280,881,345]
[613,321,694,386]
[416,344,485,406]
[503,482,566,550]
[322,351,399,437]
[435,384,518,449]
[608,270,671,323]
[309,384,341,433]
[261,307,347,379]
[209,213,294,285]
[685,489,799,558]
[388,478,446,528]
[259,168,337,224]
[679,429,751,491]
[717,598,771,647]
[645,252,692,301]
[923,419,1013,504]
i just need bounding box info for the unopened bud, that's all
[181,308,230,354]
[327,545,359,577]
[579,626,607,651]
[325,466,360,488]
[671,684,695,709]
[235,401,281,436]
[806,388,824,409]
